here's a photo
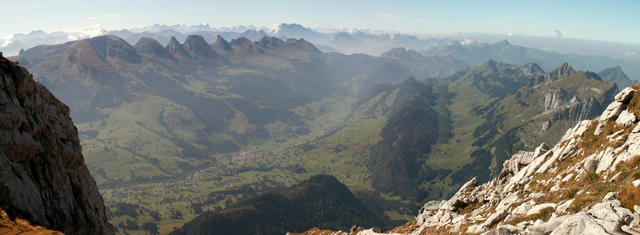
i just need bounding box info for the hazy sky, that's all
[2,0,639,44]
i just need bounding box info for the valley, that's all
[9,31,634,234]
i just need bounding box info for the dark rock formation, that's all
[599,66,634,88]
[0,54,112,234]
[212,35,232,54]
[183,35,216,58]
[172,175,385,235]
[166,36,191,58]
[135,37,171,57]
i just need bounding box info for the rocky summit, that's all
[0,53,112,234]
[299,86,640,234]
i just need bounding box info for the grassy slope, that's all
[422,69,615,201]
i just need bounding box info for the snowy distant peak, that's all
[0,26,107,55]
[127,23,215,33]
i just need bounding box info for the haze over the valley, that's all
[1,1,640,235]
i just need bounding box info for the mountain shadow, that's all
[171,175,385,235]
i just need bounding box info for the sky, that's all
[1,0,639,44]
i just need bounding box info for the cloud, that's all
[555,30,563,38]
[376,13,399,19]
[626,51,638,56]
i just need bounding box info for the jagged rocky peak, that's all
[0,55,112,234]
[494,39,512,47]
[134,36,170,57]
[183,34,216,58]
[521,63,545,75]
[212,35,232,54]
[528,62,581,87]
[230,36,255,50]
[601,66,627,80]
[545,62,576,81]
[599,66,634,88]
[336,85,640,235]
[283,38,319,52]
[478,59,500,73]
[380,47,423,60]
[476,60,542,78]
[165,36,190,58]
[258,36,285,48]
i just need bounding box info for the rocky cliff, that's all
[0,53,112,234]
[299,86,640,234]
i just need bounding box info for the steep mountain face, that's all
[391,86,640,234]
[301,86,640,235]
[171,175,384,235]
[12,34,334,187]
[599,66,634,89]
[0,54,112,234]
[287,61,617,213]
[8,34,475,232]
[458,63,617,182]
[415,62,618,201]
[366,78,452,200]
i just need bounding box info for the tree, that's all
[149,210,161,221]
[142,222,159,235]
[171,209,183,219]
[125,219,139,230]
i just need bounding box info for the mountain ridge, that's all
[301,85,640,234]
[171,175,385,235]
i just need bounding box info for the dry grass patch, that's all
[389,219,419,234]
[505,207,554,225]
[626,84,640,117]
[620,185,640,210]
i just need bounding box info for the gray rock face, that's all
[615,87,635,103]
[616,110,636,126]
[599,101,625,122]
[0,54,112,234]
[525,199,635,235]
[349,87,640,235]
[543,89,570,113]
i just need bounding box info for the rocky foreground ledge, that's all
[296,86,640,234]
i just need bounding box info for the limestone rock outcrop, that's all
[0,54,112,234]
[316,85,640,235]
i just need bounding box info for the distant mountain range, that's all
[2,23,639,80]
[344,60,617,202]
[8,33,630,233]
[300,84,640,235]
[425,40,640,82]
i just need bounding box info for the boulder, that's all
[527,203,556,216]
[615,87,635,103]
[599,101,625,122]
[616,110,637,126]
[583,158,597,172]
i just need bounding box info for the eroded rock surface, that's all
[309,86,640,235]
[0,54,112,234]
